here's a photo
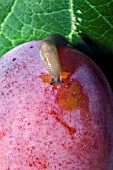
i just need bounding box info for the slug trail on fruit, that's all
[39,34,71,85]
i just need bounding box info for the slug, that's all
[39,34,71,85]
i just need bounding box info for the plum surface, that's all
[0,41,113,170]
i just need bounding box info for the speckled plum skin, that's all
[0,41,113,170]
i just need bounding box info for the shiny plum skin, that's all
[0,41,113,170]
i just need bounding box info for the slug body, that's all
[39,34,69,85]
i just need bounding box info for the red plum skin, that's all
[0,41,113,170]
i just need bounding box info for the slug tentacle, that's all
[39,34,68,85]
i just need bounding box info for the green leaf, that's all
[0,0,113,57]
[74,0,113,53]
[0,0,77,56]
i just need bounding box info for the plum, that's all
[0,40,113,170]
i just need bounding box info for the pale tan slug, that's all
[39,34,70,85]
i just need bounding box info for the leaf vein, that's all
[0,0,17,33]
[68,0,76,40]
[97,28,113,40]
[85,0,113,28]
